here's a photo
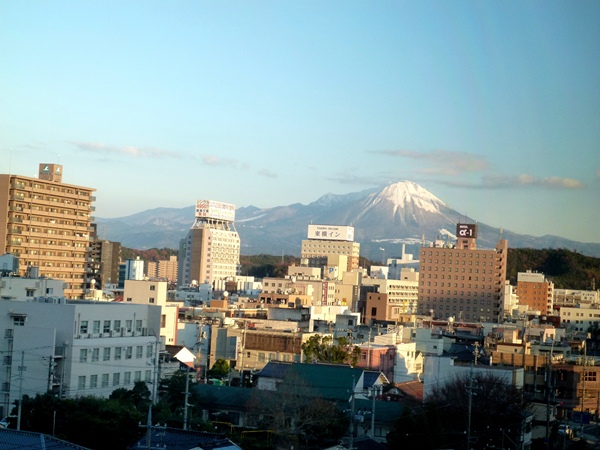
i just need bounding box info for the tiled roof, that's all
[193,384,253,409]
[129,427,240,450]
[281,362,365,402]
[0,428,90,450]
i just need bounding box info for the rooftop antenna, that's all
[499,227,503,240]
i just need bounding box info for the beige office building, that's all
[179,200,240,288]
[417,224,508,322]
[300,224,360,272]
[0,164,95,298]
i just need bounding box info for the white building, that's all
[123,279,181,346]
[0,298,161,418]
[0,276,67,301]
[554,289,600,308]
[124,257,145,281]
[560,305,600,333]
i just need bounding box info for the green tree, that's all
[301,334,361,366]
[208,359,230,379]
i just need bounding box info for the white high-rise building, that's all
[178,200,240,288]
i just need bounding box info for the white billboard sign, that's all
[195,200,236,221]
[307,224,354,242]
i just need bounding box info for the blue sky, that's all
[1,1,599,244]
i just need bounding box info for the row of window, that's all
[79,319,144,335]
[423,251,494,258]
[79,344,153,362]
[77,370,152,390]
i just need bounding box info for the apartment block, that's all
[417,224,508,322]
[517,271,554,314]
[0,164,96,298]
[146,255,178,283]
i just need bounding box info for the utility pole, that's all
[348,375,356,450]
[546,340,555,441]
[466,363,479,450]
[183,367,190,430]
[581,344,587,437]
[17,351,25,431]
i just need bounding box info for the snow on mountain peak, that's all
[377,181,445,213]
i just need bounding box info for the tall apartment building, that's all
[146,255,178,283]
[88,240,121,289]
[517,271,554,314]
[178,200,240,288]
[0,164,96,298]
[300,224,360,272]
[417,224,508,322]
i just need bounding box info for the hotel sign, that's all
[307,224,354,242]
[195,200,236,221]
[456,223,478,238]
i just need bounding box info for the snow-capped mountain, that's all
[95,181,600,259]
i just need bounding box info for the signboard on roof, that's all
[456,223,478,239]
[307,224,354,242]
[195,200,236,221]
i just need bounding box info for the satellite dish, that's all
[223,291,229,298]
[448,316,455,323]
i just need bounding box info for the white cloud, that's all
[372,149,489,175]
[482,174,584,189]
[70,141,181,158]
[258,169,277,178]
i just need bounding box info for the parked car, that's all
[558,424,573,439]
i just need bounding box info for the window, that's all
[103,321,111,333]
[92,321,100,334]
[101,374,109,388]
[13,317,25,327]
[113,373,120,386]
[161,315,166,328]
[136,346,143,359]
[103,347,111,361]
[91,348,99,362]
[145,370,152,382]
[149,297,155,304]
[136,320,143,332]
[126,347,133,359]
[124,372,131,385]
[150,285,156,291]
[78,376,86,390]
[146,344,153,358]
[90,374,98,389]
[126,320,133,332]
[80,348,88,363]
[115,347,122,360]
[80,321,88,334]
[126,297,132,302]
[113,320,121,331]
[134,371,142,382]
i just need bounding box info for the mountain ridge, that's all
[95,181,600,259]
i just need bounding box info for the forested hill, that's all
[507,248,600,290]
